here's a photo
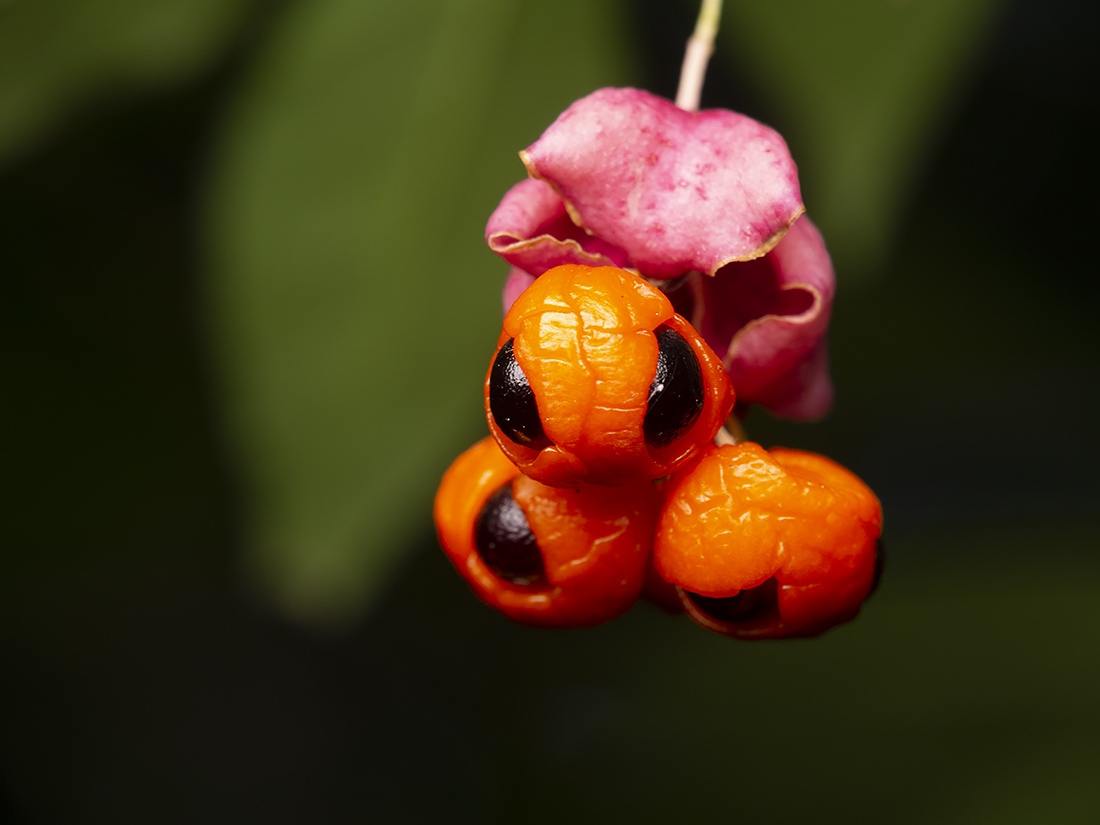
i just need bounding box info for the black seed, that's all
[474,481,545,585]
[488,339,551,450]
[644,325,705,448]
[688,577,779,623]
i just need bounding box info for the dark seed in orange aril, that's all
[473,480,545,585]
[686,577,779,624]
[644,324,704,448]
[488,338,551,450]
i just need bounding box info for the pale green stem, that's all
[675,0,723,112]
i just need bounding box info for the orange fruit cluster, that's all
[434,265,883,637]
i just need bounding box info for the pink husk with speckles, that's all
[487,87,836,420]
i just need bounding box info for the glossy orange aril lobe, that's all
[655,442,883,638]
[486,264,734,486]
[434,437,660,627]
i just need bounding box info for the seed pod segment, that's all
[655,442,883,638]
[485,264,733,487]
[434,437,660,627]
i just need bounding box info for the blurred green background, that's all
[3,0,1098,821]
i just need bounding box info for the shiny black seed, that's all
[473,481,545,585]
[644,325,705,448]
[488,339,551,450]
[688,577,779,623]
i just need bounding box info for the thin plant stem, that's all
[675,0,723,112]
[714,416,746,447]
[676,0,751,443]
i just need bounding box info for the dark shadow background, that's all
[2,0,1098,822]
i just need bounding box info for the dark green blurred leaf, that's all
[206,0,634,623]
[0,0,260,166]
[719,0,1003,276]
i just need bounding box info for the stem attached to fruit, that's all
[677,0,747,446]
[714,416,745,447]
[675,0,723,113]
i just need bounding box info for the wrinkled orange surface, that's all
[486,264,733,486]
[433,437,658,627]
[655,442,882,637]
